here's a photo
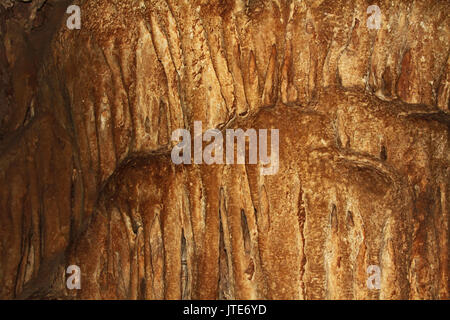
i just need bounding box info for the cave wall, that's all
[0,0,448,299]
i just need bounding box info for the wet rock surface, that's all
[0,0,448,299]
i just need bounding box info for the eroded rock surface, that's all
[0,0,448,299]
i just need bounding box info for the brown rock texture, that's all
[0,0,448,299]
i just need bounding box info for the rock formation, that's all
[0,0,448,299]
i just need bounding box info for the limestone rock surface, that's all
[0,0,448,299]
